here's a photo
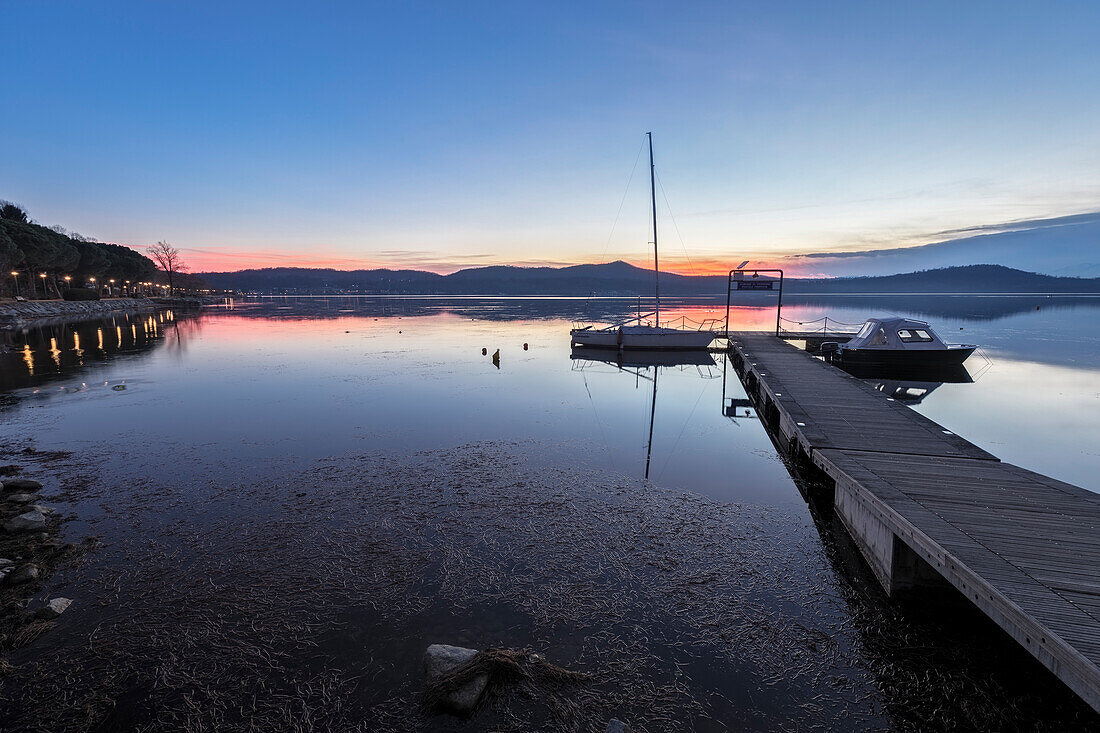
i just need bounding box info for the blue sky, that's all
[2,1,1098,273]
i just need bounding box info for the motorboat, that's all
[570,133,716,352]
[822,317,976,367]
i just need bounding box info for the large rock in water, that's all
[5,493,39,504]
[423,644,488,714]
[37,597,72,619]
[4,510,46,533]
[2,478,43,492]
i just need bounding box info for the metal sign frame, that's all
[725,268,784,337]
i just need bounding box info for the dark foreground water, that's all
[0,295,1097,731]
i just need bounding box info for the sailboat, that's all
[570,133,717,351]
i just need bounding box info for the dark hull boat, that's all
[823,317,977,368]
[835,344,975,367]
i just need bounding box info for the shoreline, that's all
[0,297,217,331]
[0,299,156,331]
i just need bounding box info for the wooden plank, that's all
[722,332,1100,712]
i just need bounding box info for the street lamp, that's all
[9,271,18,297]
[39,273,47,299]
[109,278,115,296]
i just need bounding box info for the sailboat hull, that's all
[571,326,715,351]
[571,134,715,354]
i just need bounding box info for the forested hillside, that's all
[1,200,156,297]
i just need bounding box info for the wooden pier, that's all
[723,331,1100,713]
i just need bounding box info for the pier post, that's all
[833,478,945,597]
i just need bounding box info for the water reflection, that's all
[569,346,717,370]
[570,347,721,478]
[836,363,975,405]
[0,310,198,392]
[232,292,1100,326]
[1,296,1096,490]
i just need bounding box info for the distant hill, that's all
[788,265,1100,293]
[198,261,729,295]
[198,263,1100,296]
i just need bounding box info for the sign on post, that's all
[736,280,774,290]
[726,267,785,336]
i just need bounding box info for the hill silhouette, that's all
[197,263,1100,295]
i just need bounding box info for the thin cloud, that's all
[791,210,1100,261]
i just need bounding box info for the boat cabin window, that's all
[897,329,933,343]
[856,322,876,339]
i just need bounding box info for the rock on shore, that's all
[4,510,47,533]
[36,597,72,619]
[6,563,39,585]
[2,478,43,492]
[423,644,489,713]
[5,493,39,504]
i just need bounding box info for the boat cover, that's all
[844,318,953,351]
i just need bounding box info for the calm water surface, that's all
[0,296,1097,731]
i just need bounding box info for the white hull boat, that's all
[570,133,715,352]
[571,324,715,350]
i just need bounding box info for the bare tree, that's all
[148,241,188,296]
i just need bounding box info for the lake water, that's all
[1,295,1098,731]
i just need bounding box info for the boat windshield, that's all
[856,321,876,339]
[898,329,934,343]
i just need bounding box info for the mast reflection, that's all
[570,347,717,479]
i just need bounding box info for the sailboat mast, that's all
[648,132,660,323]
